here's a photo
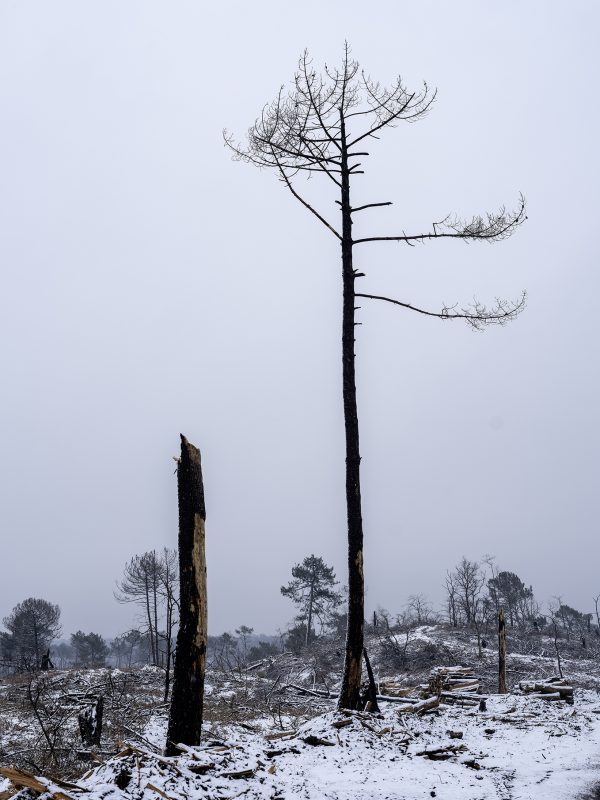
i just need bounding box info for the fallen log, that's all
[416,744,467,760]
[246,659,269,672]
[221,768,255,779]
[284,684,332,698]
[302,735,335,747]
[529,692,562,701]
[518,679,574,703]
[444,681,479,692]
[145,784,178,800]
[376,694,419,704]
[398,697,440,715]
[520,681,573,695]
[187,763,214,774]
[440,699,480,709]
[332,718,354,729]
[442,691,489,701]
[264,730,297,741]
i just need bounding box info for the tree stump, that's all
[78,696,103,746]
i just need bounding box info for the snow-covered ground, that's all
[2,626,600,799]
[3,691,600,799]
[145,692,600,799]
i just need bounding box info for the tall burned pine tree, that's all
[226,45,526,710]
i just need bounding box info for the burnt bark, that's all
[362,647,379,712]
[337,109,365,710]
[165,435,207,755]
[78,696,103,747]
[498,608,507,694]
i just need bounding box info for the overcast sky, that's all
[1,1,598,639]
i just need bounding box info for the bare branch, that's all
[348,78,437,146]
[356,291,526,329]
[278,165,341,240]
[354,195,527,245]
[350,202,393,213]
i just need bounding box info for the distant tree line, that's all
[0,549,179,677]
[1,551,598,676]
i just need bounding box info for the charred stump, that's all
[78,696,103,747]
[165,435,207,755]
[40,649,53,671]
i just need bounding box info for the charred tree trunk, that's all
[78,696,103,747]
[165,435,207,755]
[498,608,507,694]
[338,109,365,711]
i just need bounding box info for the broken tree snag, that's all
[362,647,380,712]
[498,607,507,694]
[165,435,207,756]
[78,695,103,747]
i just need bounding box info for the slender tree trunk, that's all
[33,622,40,670]
[306,581,314,647]
[166,435,207,755]
[553,621,564,679]
[164,601,172,703]
[498,608,507,694]
[144,574,156,666]
[163,569,174,703]
[338,109,365,711]
[153,554,160,666]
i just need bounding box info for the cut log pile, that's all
[375,666,484,714]
[518,677,574,704]
[283,664,576,715]
[427,666,480,695]
[378,679,419,698]
[423,666,484,708]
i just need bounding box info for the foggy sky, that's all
[1,1,598,639]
